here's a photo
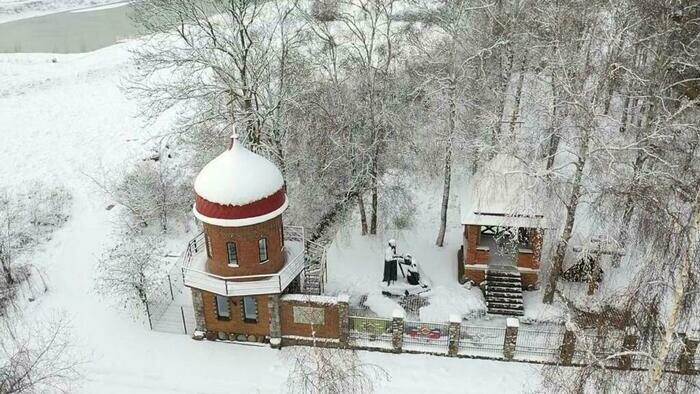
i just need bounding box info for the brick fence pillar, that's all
[560,329,577,366]
[448,314,461,357]
[191,288,206,336]
[678,335,699,375]
[619,332,638,370]
[268,294,282,349]
[503,317,519,360]
[337,294,350,348]
[391,309,405,353]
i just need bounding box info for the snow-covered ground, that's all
[325,181,488,321]
[0,41,545,392]
[325,176,566,325]
[0,0,119,23]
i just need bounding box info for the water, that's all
[0,3,139,54]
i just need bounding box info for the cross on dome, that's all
[229,125,239,150]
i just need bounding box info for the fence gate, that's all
[402,321,450,354]
[459,324,506,359]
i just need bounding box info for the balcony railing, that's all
[181,226,306,296]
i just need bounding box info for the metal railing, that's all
[181,226,306,296]
[403,320,450,354]
[514,325,565,362]
[349,316,393,350]
[459,324,507,359]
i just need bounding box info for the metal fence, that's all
[349,316,393,350]
[146,233,205,333]
[573,329,626,367]
[459,324,506,359]
[514,324,566,363]
[403,320,450,354]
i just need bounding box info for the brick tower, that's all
[184,133,305,343]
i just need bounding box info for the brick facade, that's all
[462,224,541,288]
[201,291,271,339]
[279,298,340,339]
[203,216,284,277]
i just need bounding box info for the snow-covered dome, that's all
[193,135,287,227]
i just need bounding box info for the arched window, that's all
[258,238,268,263]
[227,242,238,266]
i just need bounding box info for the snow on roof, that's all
[460,154,545,228]
[281,294,339,305]
[194,136,284,206]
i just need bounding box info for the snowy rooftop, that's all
[194,135,284,206]
[460,154,545,229]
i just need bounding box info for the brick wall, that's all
[201,291,271,339]
[204,216,284,277]
[279,295,340,339]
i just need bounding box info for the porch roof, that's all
[460,154,546,229]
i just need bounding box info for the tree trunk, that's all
[436,73,457,247]
[543,136,589,304]
[369,142,380,235]
[643,192,700,393]
[508,50,529,135]
[436,146,452,247]
[358,193,368,236]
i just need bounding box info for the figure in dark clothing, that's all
[383,239,399,285]
[405,254,420,285]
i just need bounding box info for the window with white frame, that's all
[258,238,268,263]
[227,242,238,266]
[242,296,258,322]
[215,295,230,320]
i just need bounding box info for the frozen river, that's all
[0,2,137,53]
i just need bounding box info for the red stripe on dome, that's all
[195,188,286,220]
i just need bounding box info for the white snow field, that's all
[0,0,118,23]
[0,43,543,392]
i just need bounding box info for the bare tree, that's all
[0,314,82,393]
[284,302,389,394]
[86,160,190,231]
[0,184,70,287]
[95,230,165,315]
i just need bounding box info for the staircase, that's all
[484,266,524,316]
[302,240,326,295]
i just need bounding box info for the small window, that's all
[215,295,230,320]
[227,242,238,266]
[258,238,268,263]
[205,234,212,258]
[242,296,258,322]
